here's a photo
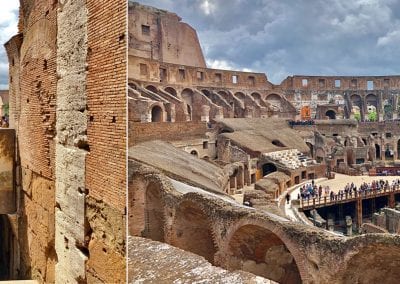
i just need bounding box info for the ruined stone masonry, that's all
[2,0,127,282]
[129,2,400,283]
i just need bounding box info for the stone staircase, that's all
[264,149,316,169]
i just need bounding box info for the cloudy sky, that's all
[139,0,400,84]
[0,1,18,90]
[1,1,400,87]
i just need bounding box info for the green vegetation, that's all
[2,103,9,116]
[368,111,377,122]
[354,113,361,121]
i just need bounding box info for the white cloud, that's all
[0,1,19,44]
[377,30,400,46]
[200,0,215,15]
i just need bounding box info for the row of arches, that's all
[130,172,400,283]
[143,84,288,122]
[131,179,303,283]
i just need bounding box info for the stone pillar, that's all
[201,105,210,122]
[356,198,363,228]
[166,103,175,122]
[244,106,253,118]
[345,216,353,236]
[214,106,224,120]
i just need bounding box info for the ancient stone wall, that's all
[85,0,127,282]
[129,121,208,146]
[55,0,88,282]
[4,1,58,281]
[128,1,206,68]
[130,55,271,90]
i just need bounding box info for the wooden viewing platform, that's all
[299,186,400,226]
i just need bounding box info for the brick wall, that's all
[129,121,208,146]
[86,0,127,212]
[4,1,58,281]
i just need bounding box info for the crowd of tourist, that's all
[299,178,400,202]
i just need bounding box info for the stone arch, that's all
[128,82,138,90]
[217,90,231,102]
[151,105,163,122]
[181,88,194,121]
[262,163,277,176]
[130,180,165,242]
[164,86,177,97]
[145,84,158,94]
[223,220,305,283]
[251,92,262,104]
[170,200,217,264]
[350,94,362,107]
[265,93,283,111]
[366,93,378,108]
[235,92,246,102]
[190,150,198,157]
[339,244,400,284]
[325,110,336,119]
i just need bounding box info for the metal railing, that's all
[299,185,400,210]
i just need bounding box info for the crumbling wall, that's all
[3,1,58,282]
[85,0,127,281]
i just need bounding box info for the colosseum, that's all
[128,2,400,283]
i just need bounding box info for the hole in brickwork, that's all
[102,248,107,253]
[43,60,48,70]
[112,116,116,123]
[76,140,90,152]
[45,10,49,16]
[119,34,125,42]
[27,98,29,103]
[89,115,94,122]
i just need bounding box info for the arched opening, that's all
[128,82,137,90]
[130,180,165,242]
[146,85,158,94]
[366,94,378,108]
[262,163,277,176]
[164,87,177,97]
[325,110,336,119]
[375,144,381,159]
[227,224,302,283]
[385,144,393,160]
[171,201,217,264]
[265,94,282,111]
[272,140,285,147]
[190,150,198,157]
[151,105,163,122]
[235,92,246,102]
[251,92,261,104]
[362,138,367,146]
[340,244,400,284]
[182,88,194,121]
